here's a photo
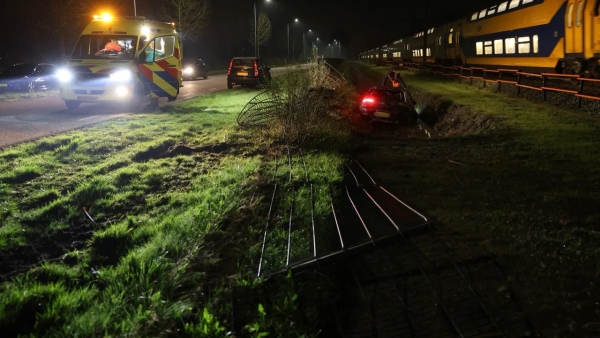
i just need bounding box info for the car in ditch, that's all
[359,87,418,125]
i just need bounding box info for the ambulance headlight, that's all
[110,70,132,81]
[56,69,73,82]
[183,67,194,74]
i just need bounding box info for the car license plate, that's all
[78,96,98,101]
[237,72,248,76]
[374,111,390,118]
[0,84,7,87]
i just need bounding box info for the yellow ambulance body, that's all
[57,14,182,109]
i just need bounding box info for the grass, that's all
[346,62,600,337]
[0,78,348,337]
[0,90,58,102]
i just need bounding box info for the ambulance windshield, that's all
[71,35,138,60]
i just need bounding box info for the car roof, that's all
[232,57,260,60]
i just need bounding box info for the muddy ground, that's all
[335,62,600,337]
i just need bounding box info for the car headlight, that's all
[56,69,73,82]
[183,67,194,74]
[110,70,132,81]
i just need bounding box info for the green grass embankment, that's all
[0,86,345,336]
[347,62,600,337]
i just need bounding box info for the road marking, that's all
[77,115,100,121]
[209,88,216,91]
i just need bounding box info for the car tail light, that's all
[227,59,233,75]
[361,97,375,105]
[254,60,258,77]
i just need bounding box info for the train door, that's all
[565,0,586,54]
[455,25,462,62]
[446,27,454,60]
[592,0,600,55]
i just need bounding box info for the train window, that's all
[498,2,508,12]
[505,38,516,53]
[484,41,493,54]
[438,36,442,45]
[518,36,531,53]
[448,33,453,44]
[509,0,520,9]
[479,9,487,18]
[427,48,431,56]
[568,3,574,27]
[494,39,504,54]
[476,42,484,55]
[577,1,583,26]
[488,5,497,15]
[471,12,478,21]
[522,0,534,4]
[533,35,539,53]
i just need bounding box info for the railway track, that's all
[233,148,535,337]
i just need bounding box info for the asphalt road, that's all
[0,67,294,148]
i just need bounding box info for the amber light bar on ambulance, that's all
[93,13,113,22]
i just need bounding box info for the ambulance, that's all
[56,14,182,110]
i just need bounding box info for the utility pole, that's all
[254,3,257,57]
[133,0,137,16]
[303,33,305,60]
[287,23,290,60]
[422,0,427,66]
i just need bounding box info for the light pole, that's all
[254,0,271,58]
[133,0,136,16]
[288,18,298,60]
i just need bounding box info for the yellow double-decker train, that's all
[361,0,600,76]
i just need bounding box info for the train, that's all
[361,0,600,77]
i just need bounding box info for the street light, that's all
[287,18,299,60]
[333,40,341,58]
[304,29,315,60]
[254,0,271,58]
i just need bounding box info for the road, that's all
[0,67,294,148]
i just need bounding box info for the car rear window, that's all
[233,59,254,67]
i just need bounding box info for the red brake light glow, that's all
[362,97,375,103]
[253,60,258,77]
[227,59,233,75]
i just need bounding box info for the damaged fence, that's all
[236,61,347,128]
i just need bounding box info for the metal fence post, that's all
[578,77,584,108]
[517,71,522,96]
[470,68,473,85]
[542,74,547,101]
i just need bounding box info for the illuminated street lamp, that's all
[333,40,341,58]
[255,0,271,58]
[287,18,299,59]
[303,29,315,60]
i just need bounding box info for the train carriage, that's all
[364,0,600,77]
[388,39,404,63]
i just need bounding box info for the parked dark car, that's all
[359,87,418,125]
[182,58,208,80]
[227,57,271,89]
[0,63,59,92]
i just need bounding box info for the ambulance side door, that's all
[138,35,180,98]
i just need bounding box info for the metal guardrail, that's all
[372,61,600,109]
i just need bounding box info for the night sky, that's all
[0,0,501,69]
